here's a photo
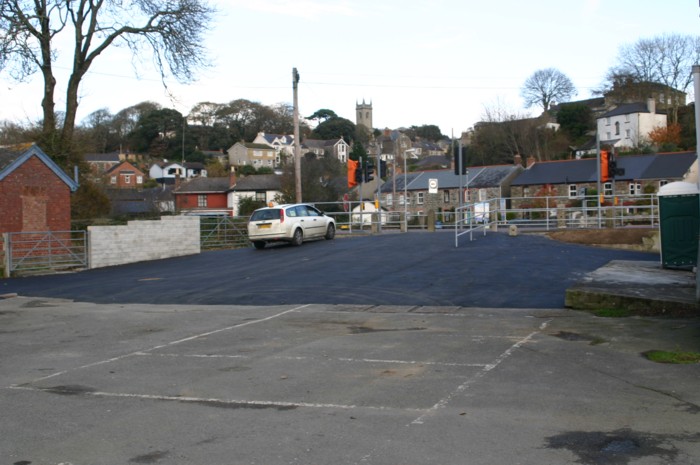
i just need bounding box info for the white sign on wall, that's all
[428,178,438,194]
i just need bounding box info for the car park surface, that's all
[2,232,698,465]
[0,232,656,307]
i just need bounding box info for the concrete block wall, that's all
[88,216,200,269]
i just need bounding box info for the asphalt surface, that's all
[0,231,658,308]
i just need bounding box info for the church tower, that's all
[356,100,373,132]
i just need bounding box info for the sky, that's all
[1,0,700,138]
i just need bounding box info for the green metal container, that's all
[658,182,699,269]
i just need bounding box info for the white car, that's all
[247,203,336,249]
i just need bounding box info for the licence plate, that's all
[258,224,271,229]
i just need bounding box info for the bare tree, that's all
[0,0,214,152]
[601,33,700,121]
[520,68,576,113]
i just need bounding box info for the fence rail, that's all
[3,230,88,277]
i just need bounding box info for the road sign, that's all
[429,178,438,194]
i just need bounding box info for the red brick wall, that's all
[0,155,72,233]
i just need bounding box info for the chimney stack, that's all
[526,156,536,168]
[647,98,656,114]
[514,153,523,167]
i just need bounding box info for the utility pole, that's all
[293,68,302,203]
[692,65,700,301]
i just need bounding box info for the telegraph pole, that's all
[293,68,302,203]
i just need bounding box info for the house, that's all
[597,99,667,150]
[379,164,523,217]
[510,151,697,207]
[228,142,279,169]
[376,129,413,163]
[104,161,146,188]
[229,174,282,216]
[302,138,350,162]
[106,186,175,216]
[173,175,233,216]
[0,143,79,233]
[85,152,121,177]
[149,160,207,184]
[252,132,296,157]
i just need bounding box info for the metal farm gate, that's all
[200,216,251,250]
[3,231,88,277]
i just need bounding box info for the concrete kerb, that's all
[565,260,700,317]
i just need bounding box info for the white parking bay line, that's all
[8,305,310,387]
[410,320,551,425]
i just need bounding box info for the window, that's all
[255,192,266,202]
[253,150,262,157]
[417,192,424,204]
[464,189,471,203]
[625,114,630,122]
[136,176,143,184]
[124,174,131,184]
[604,182,613,196]
[629,182,642,196]
[614,121,620,135]
[606,132,611,140]
[659,180,668,188]
[606,117,611,126]
[625,129,631,139]
[386,194,393,206]
[568,184,577,199]
[478,189,487,202]
[443,190,450,203]
[197,195,207,207]
[399,194,405,206]
[110,176,117,184]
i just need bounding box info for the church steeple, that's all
[356,99,373,132]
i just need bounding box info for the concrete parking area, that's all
[2,296,699,465]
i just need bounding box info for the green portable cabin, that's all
[658,182,699,269]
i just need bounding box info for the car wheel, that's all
[291,228,303,246]
[324,223,335,240]
[252,241,265,250]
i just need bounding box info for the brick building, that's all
[0,143,79,233]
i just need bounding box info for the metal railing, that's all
[454,194,659,247]
[3,230,88,277]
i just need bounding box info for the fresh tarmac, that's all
[0,231,660,308]
[1,232,699,465]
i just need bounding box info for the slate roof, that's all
[600,102,659,118]
[173,177,232,193]
[380,165,522,193]
[84,152,121,163]
[511,152,696,186]
[0,143,79,191]
[232,174,281,191]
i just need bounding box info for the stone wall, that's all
[88,216,200,269]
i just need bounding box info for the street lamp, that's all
[403,148,417,231]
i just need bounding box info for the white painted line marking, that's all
[8,305,310,388]
[8,384,424,413]
[410,320,551,425]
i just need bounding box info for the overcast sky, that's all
[1,0,699,137]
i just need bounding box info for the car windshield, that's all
[250,209,281,221]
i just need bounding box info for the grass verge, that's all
[643,350,700,364]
